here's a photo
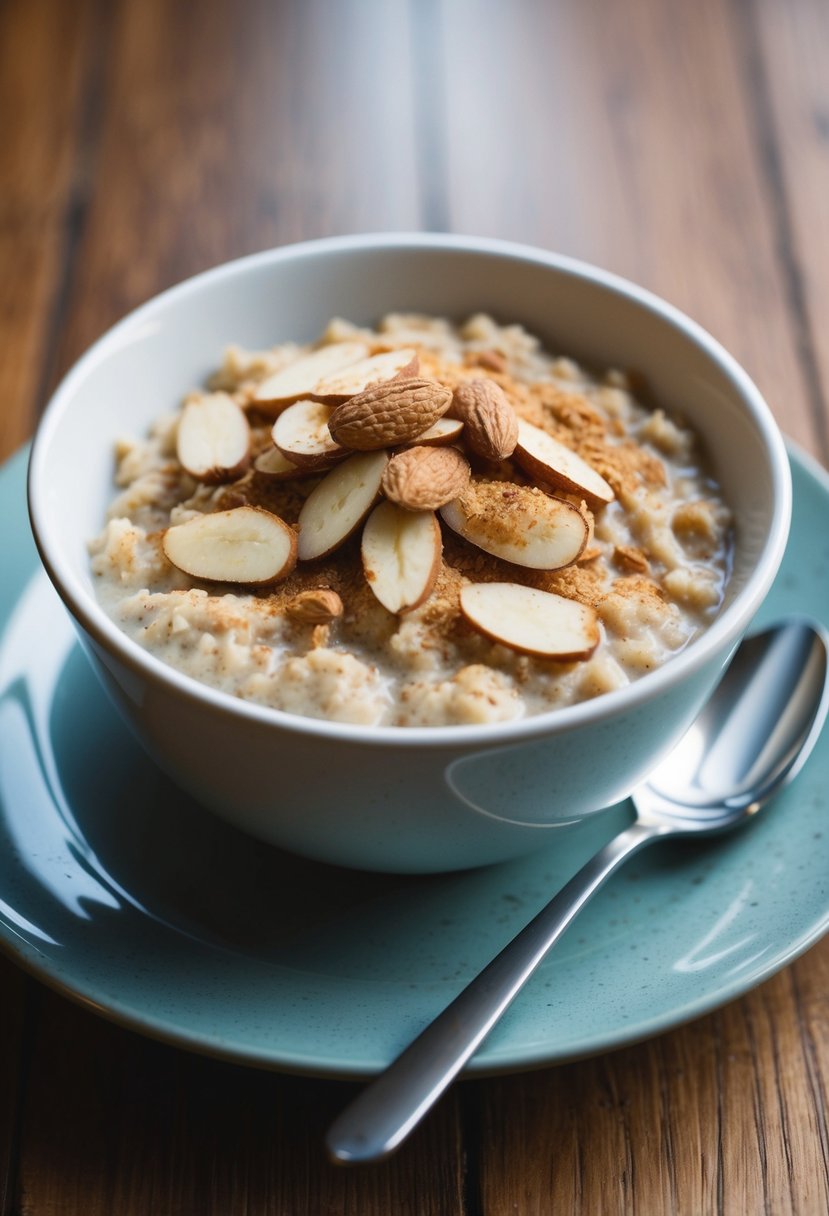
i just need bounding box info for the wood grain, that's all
[0,0,98,461]
[50,0,421,386]
[15,995,464,1216]
[0,960,29,1216]
[439,0,823,456]
[751,0,829,459]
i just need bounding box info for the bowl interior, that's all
[30,238,786,681]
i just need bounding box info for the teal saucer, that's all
[1,444,827,1077]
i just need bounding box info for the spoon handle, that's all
[326,819,660,1164]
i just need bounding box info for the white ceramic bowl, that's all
[28,234,791,872]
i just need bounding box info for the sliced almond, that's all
[450,379,518,461]
[460,582,600,659]
[285,588,344,624]
[162,506,296,586]
[271,399,345,469]
[177,392,250,483]
[311,348,419,405]
[513,420,615,510]
[471,349,507,373]
[297,450,388,561]
[382,445,471,511]
[361,501,442,614]
[405,417,465,447]
[251,342,369,413]
[328,378,453,451]
[440,481,588,570]
[253,445,309,480]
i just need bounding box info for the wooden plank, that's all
[16,993,464,1215]
[51,0,421,382]
[748,0,829,460]
[439,0,820,453]
[0,961,29,1216]
[0,0,97,460]
[0,0,95,1197]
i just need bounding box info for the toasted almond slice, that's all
[440,482,587,570]
[513,420,615,510]
[272,399,346,469]
[460,582,600,659]
[177,393,250,483]
[253,445,308,480]
[251,342,369,413]
[361,501,441,614]
[404,417,464,447]
[297,450,388,561]
[311,349,419,405]
[162,506,296,586]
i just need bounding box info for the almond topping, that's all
[440,481,588,570]
[311,348,420,404]
[297,450,388,561]
[405,417,465,446]
[162,506,297,586]
[513,419,615,510]
[614,544,650,574]
[176,393,250,483]
[450,379,518,461]
[328,378,453,451]
[253,445,309,480]
[382,445,471,512]
[472,349,507,373]
[285,588,344,624]
[361,501,442,614]
[252,342,369,413]
[460,582,600,659]
[271,399,345,469]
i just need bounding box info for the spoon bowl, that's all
[327,618,829,1163]
[640,618,829,825]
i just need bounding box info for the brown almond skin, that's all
[451,379,518,461]
[382,445,471,511]
[285,588,344,624]
[328,378,453,450]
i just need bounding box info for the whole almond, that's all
[285,588,344,624]
[382,445,471,511]
[328,378,453,450]
[451,379,518,461]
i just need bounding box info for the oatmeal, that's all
[89,314,732,727]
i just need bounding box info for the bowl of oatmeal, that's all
[28,235,791,872]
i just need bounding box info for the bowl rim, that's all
[28,231,793,750]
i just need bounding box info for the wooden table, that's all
[2,1,828,1211]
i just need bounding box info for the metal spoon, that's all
[326,618,829,1164]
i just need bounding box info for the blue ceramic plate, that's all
[1,445,828,1077]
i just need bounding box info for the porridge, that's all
[89,314,732,727]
